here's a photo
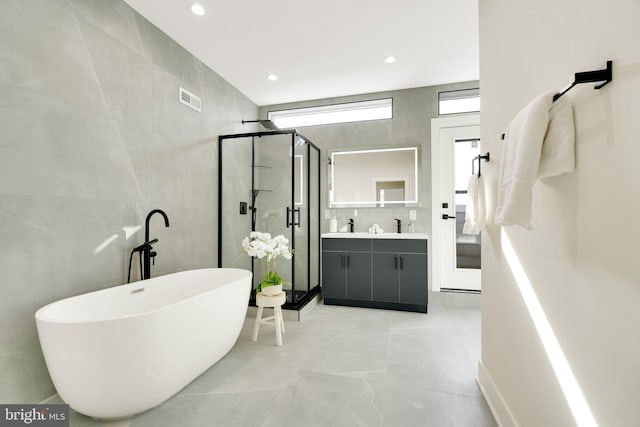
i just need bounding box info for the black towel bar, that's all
[553,60,612,102]
[500,60,612,141]
[472,152,490,177]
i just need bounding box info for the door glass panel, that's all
[454,139,481,270]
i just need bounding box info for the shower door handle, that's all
[286,207,300,228]
[293,208,301,228]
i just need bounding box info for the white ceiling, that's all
[124,0,479,106]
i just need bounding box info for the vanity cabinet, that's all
[321,239,372,301]
[322,237,428,313]
[372,240,428,307]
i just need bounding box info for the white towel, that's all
[538,95,575,178]
[495,92,554,229]
[463,174,486,235]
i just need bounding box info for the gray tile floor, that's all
[63,292,497,426]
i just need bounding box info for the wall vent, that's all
[179,87,201,112]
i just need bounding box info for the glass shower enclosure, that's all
[218,130,321,309]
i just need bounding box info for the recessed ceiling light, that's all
[267,74,279,81]
[191,4,205,16]
[384,56,396,64]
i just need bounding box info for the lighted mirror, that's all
[330,147,418,207]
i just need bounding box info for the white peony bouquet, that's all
[242,231,293,293]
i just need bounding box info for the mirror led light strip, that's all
[330,147,418,206]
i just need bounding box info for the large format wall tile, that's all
[194,59,257,135]
[0,84,140,201]
[134,14,201,92]
[151,68,210,143]
[0,194,146,402]
[0,343,52,404]
[69,0,146,58]
[77,16,153,131]
[149,131,216,209]
[0,0,257,404]
[115,122,153,207]
[0,0,109,117]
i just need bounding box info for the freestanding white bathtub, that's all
[35,268,252,419]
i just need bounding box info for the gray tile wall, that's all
[0,0,257,402]
[259,82,479,235]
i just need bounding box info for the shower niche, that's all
[218,130,321,310]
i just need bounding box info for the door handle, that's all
[442,214,456,220]
[346,255,350,268]
[286,207,291,227]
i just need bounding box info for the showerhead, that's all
[241,119,280,131]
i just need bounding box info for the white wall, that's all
[478,1,640,426]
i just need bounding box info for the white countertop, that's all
[322,232,429,240]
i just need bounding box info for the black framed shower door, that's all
[218,130,321,310]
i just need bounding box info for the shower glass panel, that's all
[253,134,293,297]
[309,146,320,293]
[293,137,309,303]
[218,130,321,310]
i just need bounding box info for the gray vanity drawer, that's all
[322,238,371,252]
[372,239,427,254]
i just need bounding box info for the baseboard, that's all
[476,361,519,427]
[39,394,59,404]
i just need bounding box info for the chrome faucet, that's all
[141,209,170,280]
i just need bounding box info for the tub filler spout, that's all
[143,209,170,280]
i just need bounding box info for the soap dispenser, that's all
[407,209,416,233]
[329,211,338,232]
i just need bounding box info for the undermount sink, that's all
[321,232,429,240]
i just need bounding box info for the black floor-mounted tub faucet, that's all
[142,209,170,280]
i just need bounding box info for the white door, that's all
[431,115,482,292]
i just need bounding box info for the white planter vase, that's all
[260,284,283,296]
